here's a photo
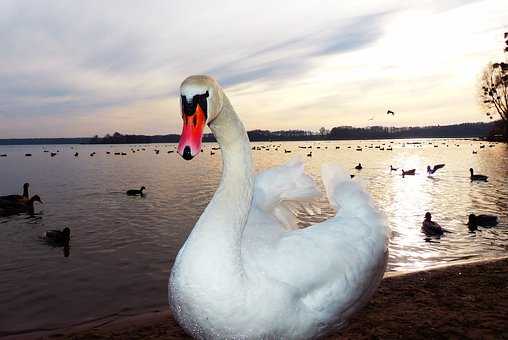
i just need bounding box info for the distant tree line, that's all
[328,122,499,140]
[0,121,499,146]
[86,121,498,144]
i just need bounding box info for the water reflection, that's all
[0,139,506,333]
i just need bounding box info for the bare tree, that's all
[478,32,508,139]
[479,63,508,122]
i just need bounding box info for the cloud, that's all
[0,0,506,137]
[206,12,390,88]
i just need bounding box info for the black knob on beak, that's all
[182,146,193,160]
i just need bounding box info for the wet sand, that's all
[8,258,508,340]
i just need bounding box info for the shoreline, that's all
[5,256,508,339]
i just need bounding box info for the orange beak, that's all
[177,103,206,160]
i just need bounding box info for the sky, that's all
[0,0,507,138]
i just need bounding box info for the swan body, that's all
[169,76,388,339]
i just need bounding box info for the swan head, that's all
[177,75,223,160]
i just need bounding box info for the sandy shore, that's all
[7,258,508,340]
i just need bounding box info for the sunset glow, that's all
[0,0,507,138]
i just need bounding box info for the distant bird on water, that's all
[74,152,79,157]
[126,186,146,196]
[468,214,498,229]
[402,169,416,177]
[43,227,71,246]
[469,168,488,181]
[387,110,395,115]
[355,163,363,170]
[427,164,445,175]
[390,165,398,171]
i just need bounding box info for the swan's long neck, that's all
[176,93,253,290]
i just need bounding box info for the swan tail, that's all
[254,157,321,230]
[321,164,380,221]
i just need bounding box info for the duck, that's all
[390,165,398,171]
[306,151,312,157]
[402,169,416,177]
[421,212,443,236]
[427,164,445,175]
[0,194,43,212]
[469,168,488,181]
[169,76,388,339]
[355,163,363,170]
[126,186,145,196]
[468,214,498,228]
[43,227,71,245]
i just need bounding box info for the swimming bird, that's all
[126,186,146,196]
[43,227,71,246]
[50,152,57,157]
[468,214,498,228]
[0,194,43,211]
[390,165,398,171]
[74,152,79,157]
[421,212,443,236]
[306,151,312,157]
[0,154,6,157]
[355,163,363,170]
[169,76,388,339]
[402,169,416,177]
[427,164,445,175]
[469,168,488,181]
[25,153,32,157]
[387,110,394,115]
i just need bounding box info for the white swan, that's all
[169,75,388,339]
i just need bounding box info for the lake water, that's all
[0,139,507,335]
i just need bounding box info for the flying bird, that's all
[427,164,445,175]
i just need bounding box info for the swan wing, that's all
[252,157,322,230]
[244,164,388,325]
